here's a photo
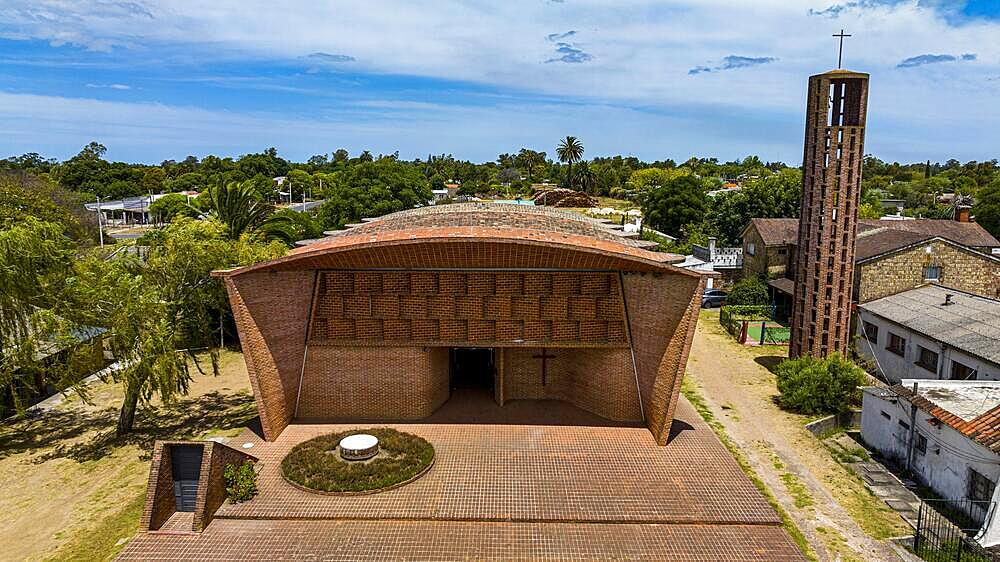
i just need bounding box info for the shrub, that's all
[726,277,769,306]
[281,428,434,493]
[223,461,258,503]
[775,353,867,415]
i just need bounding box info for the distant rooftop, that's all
[882,379,1000,453]
[860,285,1000,365]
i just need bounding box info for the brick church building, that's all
[215,203,706,445]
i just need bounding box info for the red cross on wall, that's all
[532,347,556,386]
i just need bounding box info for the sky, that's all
[0,0,998,165]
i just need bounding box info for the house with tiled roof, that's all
[861,379,1000,546]
[740,217,1000,317]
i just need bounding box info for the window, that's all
[862,322,879,343]
[880,411,891,421]
[916,346,939,372]
[777,247,787,256]
[747,242,756,256]
[915,434,927,455]
[968,468,996,502]
[923,266,942,282]
[951,361,977,381]
[898,419,910,430]
[887,332,906,357]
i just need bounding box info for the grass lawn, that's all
[0,350,255,561]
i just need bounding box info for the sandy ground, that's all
[686,309,910,562]
[0,351,253,561]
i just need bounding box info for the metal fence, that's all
[914,499,999,562]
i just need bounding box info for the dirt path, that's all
[686,310,910,562]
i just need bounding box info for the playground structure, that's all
[719,305,791,347]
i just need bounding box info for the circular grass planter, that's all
[281,428,434,495]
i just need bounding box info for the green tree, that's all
[59,218,285,435]
[141,167,166,193]
[316,159,431,229]
[706,169,802,246]
[640,174,708,237]
[775,353,867,415]
[149,193,198,223]
[261,208,324,247]
[625,167,690,202]
[726,277,769,305]
[556,136,584,188]
[0,218,75,414]
[206,181,274,239]
[973,179,1000,239]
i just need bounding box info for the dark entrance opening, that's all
[171,445,203,512]
[450,348,495,392]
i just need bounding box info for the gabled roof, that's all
[744,218,798,246]
[742,217,1000,257]
[859,285,1000,365]
[856,234,1000,264]
[888,381,1000,454]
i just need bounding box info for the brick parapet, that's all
[857,240,1000,302]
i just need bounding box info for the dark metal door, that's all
[171,445,203,512]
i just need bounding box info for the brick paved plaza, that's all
[119,394,806,560]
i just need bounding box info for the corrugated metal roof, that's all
[860,285,1000,365]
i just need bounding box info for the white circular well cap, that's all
[340,434,378,450]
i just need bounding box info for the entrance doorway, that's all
[449,348,495,392]
[171,445,203,512]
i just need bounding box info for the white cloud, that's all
[85,83,131,89]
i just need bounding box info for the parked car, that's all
[701,289,728,308]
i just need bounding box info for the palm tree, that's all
[556,136,584,189]
[207,181,274,239]
[575,161,598,194]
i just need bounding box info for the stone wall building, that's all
[214,204,708,445]
[742,218,1000,317]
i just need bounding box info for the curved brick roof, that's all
[217,204,691,278]
[329,203,652,247]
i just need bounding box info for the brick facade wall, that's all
[622,272,705,444]
[858,241,1000,303]
[296,346,449,420]
[502,347,640,421]
[140,441,256,533]
[220,238,705,445]
[226,270,314,440]
[195,442,257,532]
[140,441,177,531]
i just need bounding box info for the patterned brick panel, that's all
[297,347,449,420]
[503,347,640,421]
[623,272,705,444]
[309,271,628,348]
[225,270,314,441]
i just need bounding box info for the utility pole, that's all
[905,381,919,475]
[96,196,104,248]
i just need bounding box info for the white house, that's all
[856,285,1000,384]
[861,380,1000,546]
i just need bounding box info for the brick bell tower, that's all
[789,68,869,359]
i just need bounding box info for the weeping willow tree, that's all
[60,218,285,436]
[0,218,75,415]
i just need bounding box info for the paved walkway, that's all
[119,393,806,560]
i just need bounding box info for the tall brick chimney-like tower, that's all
[789,69,869,359]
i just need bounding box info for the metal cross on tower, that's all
[833,29,852,69]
